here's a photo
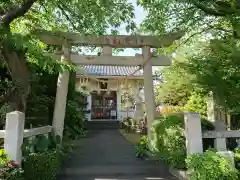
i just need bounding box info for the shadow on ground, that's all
[57,130,177,180]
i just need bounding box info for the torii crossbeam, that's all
[34,29,185,139]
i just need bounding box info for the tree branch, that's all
[1,0,37,25]
[192,1,231,17]
[57,3,78,30]
[175,26,213,49]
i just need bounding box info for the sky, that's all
[117,0,147,56]
[83,0,159,72]
[84,0,147,56]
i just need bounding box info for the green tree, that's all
[0,0,135,112]
[155,55,193,106]
[139,0,240,113]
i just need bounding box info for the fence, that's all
[0,111,52,164]
[185,112,237,163]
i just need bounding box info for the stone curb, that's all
[146,151,188,180]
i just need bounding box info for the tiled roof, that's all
[77,65,143,76]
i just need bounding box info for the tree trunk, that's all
[0,0,37,113]
[1,30,30,113]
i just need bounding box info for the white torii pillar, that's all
[52,45,71,139]
[142,46,156,137]
[133,83,144,122]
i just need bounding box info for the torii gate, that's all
[35,30,184,139]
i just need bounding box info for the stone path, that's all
[58,130,177,180]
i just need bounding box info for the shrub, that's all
[234,148,240,169]
[22,132,62,180]
[136,136,149,158]
[121,117,136,132]
[0,149,24,180]
[186,150,239,180]
[151,113,215,169]
[151,113,186,169]
[160,106,183,115]
[184,92,207,119]
[23,151,61,180]
[64,100,86,139]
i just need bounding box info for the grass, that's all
[119,129,141,145]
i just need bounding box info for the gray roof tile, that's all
[78,65,143,76]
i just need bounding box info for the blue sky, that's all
[82,0,159,72]
[117,0,147,56]
[83,0,147,56]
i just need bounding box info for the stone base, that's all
[146,151,189,179]
[169,168,188,180]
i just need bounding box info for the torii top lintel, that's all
[34,30,185,48]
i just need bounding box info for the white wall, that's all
[118,109,135,120]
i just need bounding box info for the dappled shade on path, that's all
[57,130,177,180]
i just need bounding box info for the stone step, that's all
[86,120,120,130]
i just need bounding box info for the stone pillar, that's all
[52,45,71,139]
[142,46,155,136]
[4,111,25,164]
[87,95,92,121]
[117,90,121,120]
[207,92,227,151]
[184,112,203,156]
[217,151,235,167]
[103,46,112,56]
[134,84,144,122]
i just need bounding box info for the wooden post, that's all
[52,45,71,139]
[184,112,203,156]
[4,111,25,164]
[142,46,155,137]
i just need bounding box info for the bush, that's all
[22,132,62,180]
[151,113,214,169]
[121,117,136,132]
[0,149,24,180]
[186,150,239,180]
[234,148,240,169]
[151,113,186,169]
[184,92,207,119]
[64,99,86,139]
[136,136,149,158]
[23,151,61,180]
[160,106,183,115]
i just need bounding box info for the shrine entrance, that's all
[91,91,117,120]
[35,29,184,137]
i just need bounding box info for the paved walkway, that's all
[58,130,177,180]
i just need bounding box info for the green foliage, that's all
[121,117,137,132]
[22,132,61,155]
[234,148,240,169]
[64,98,86,139]
[0,149,24,180]
[151,113,186,169]
[151,113,215,169]
[184,92,207,119]
[187,39,240,113]
[186,150,239,180]
[136,136,149,158]
[0,149,8,165]
[22,133,62,180]
[155,57,193,106]
[159,106,183,115]
[139,0,239,38]
[139,0,240,114]
[23,151,61,180]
